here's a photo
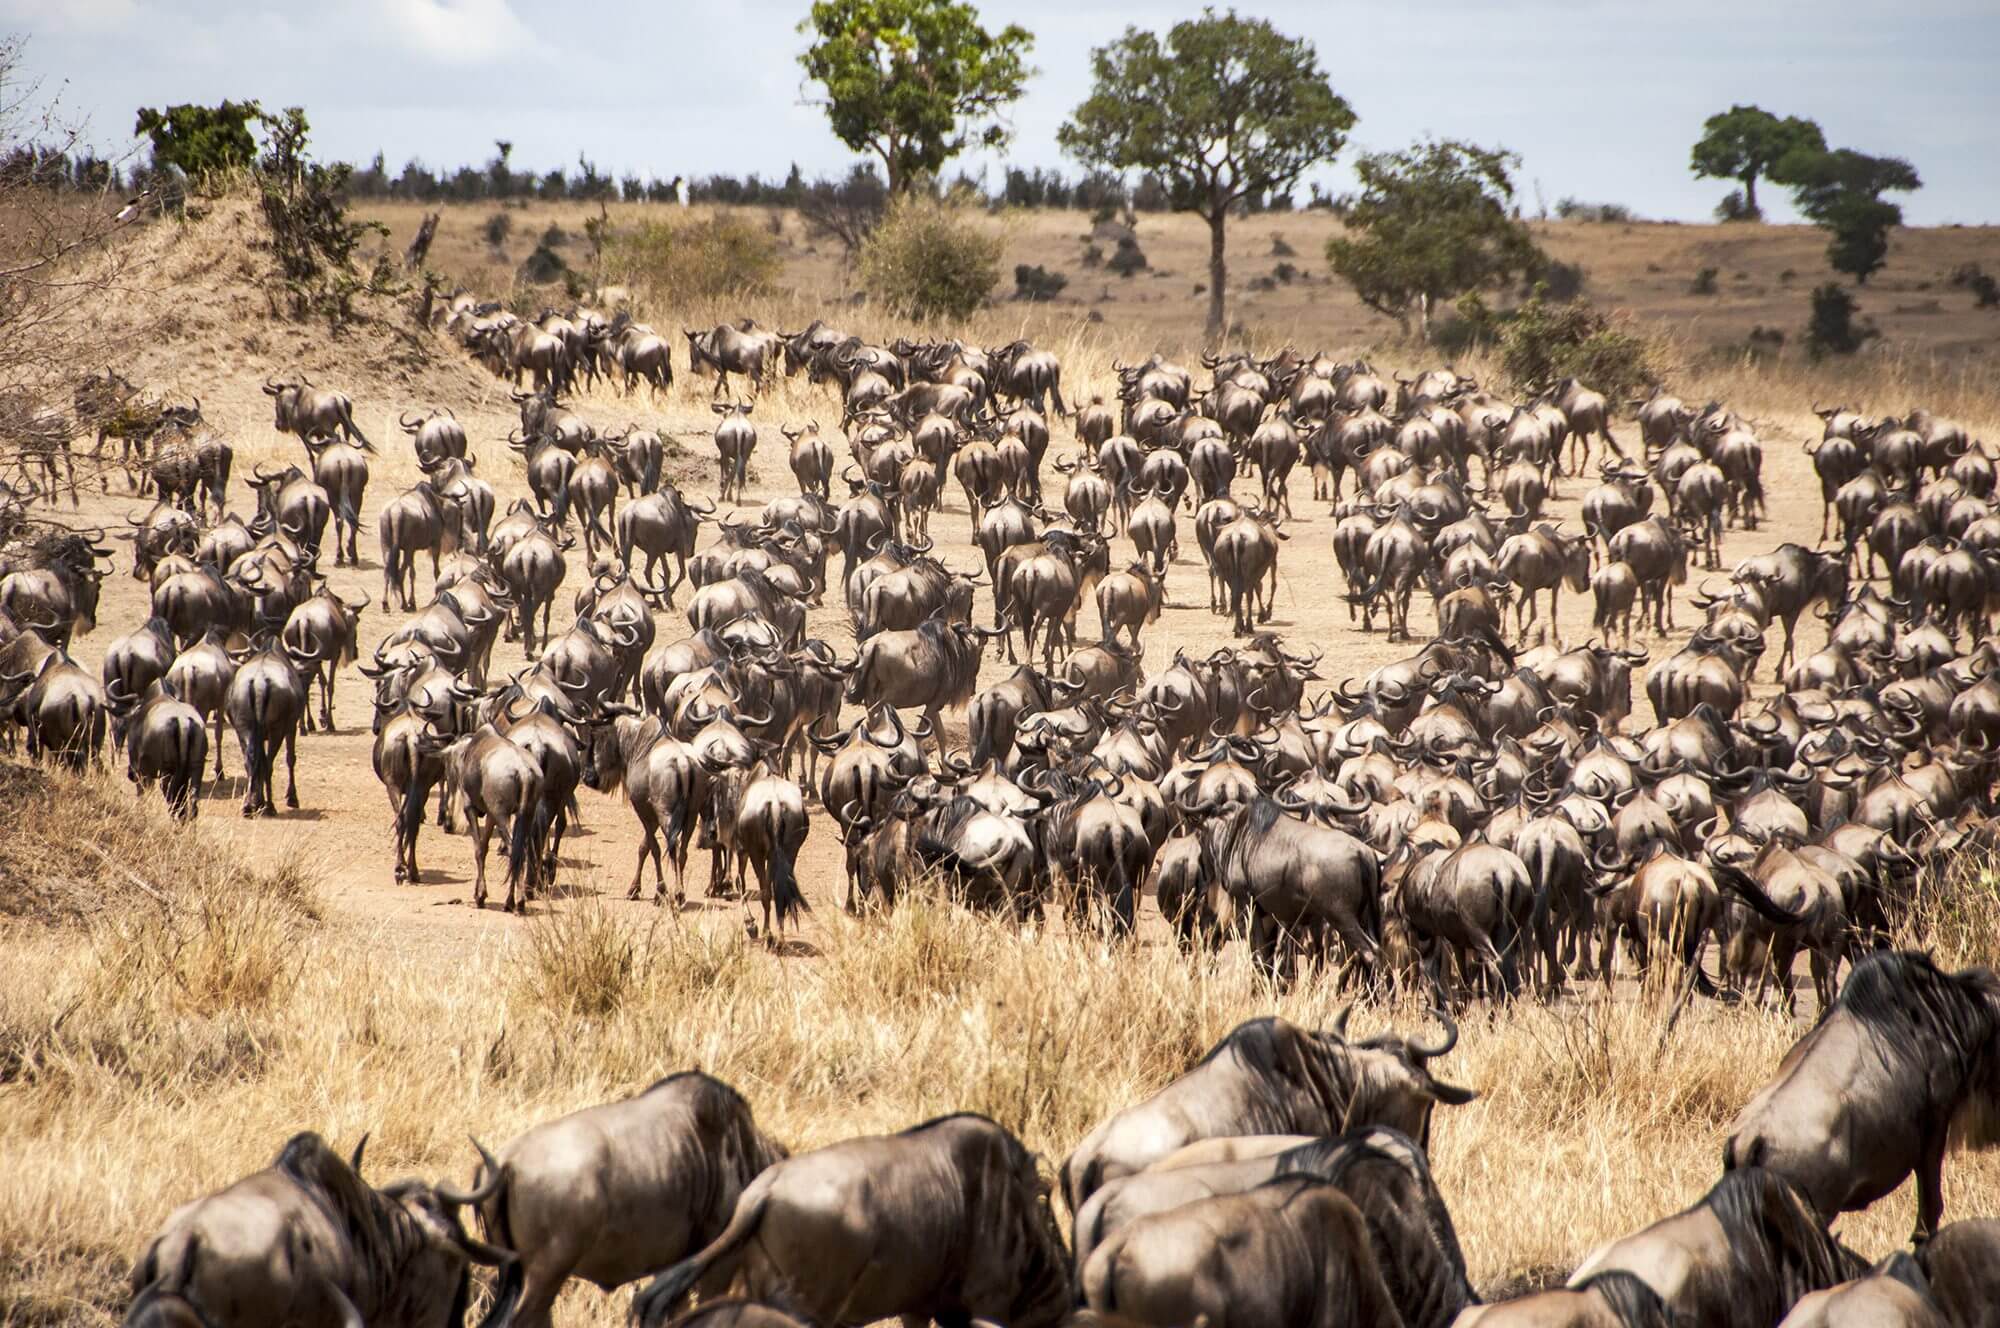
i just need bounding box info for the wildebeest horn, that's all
[1330,1003,1353,1040]
[435,1137,506,1207]
[1411,1011,1458,1059]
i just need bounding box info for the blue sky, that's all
[5,0,1995,223]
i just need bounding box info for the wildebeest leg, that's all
[1914,1129,1948,1244]
[283,728,298,809]
[628,806,660,901]
[470,811,491,909]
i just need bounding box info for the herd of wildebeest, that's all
[4,302,2000,1326]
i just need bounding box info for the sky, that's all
[4,0,1996,224]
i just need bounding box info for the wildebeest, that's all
[1777,1254,1951,1328]
[1080,1174,1405,1328]
[444,1071,787,1328]
[1456,1271,1678,1327]
[1062,1012,1474,1213]
[630,1113,1070,1328]
[1915,1218,2000,1328]
[263,375,370,447]
[123,1132,520,1328]
[1073,1128,1473,1328]
[1567,1167,1864,1328]
[1723,951,2000,1243]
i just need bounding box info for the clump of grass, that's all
[513,900,655,1020]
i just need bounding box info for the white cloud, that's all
[0,0,140,37]
[371,0,539,67]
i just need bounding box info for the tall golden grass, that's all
[4,763,1998,1327]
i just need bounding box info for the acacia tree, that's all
[1059,9,1354,341]
[1325,139,1541,342]
[797,0,1034,196]
[1690,104,1823,219]
[1778,146,1922,284]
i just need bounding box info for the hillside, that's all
[358,197,2000,369]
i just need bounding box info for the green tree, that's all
[797,0,1034,196]
[1689,105,1823,219]
[254,108,399,326]
[1779,147,1922,283]
[132,100,263,191]
[1059,9,1354,341]
[1325,139,1540,341]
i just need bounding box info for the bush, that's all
[1714,189,1761,222]
[482,211,511,248]
[1492,292,1658,400]
[1805,283,1878,359]
[1080,242,1104,268]
[1689,266,1720,296]
[859,195,1003,321]
[254,107,402,327]
[1273,261,1299,284]
[1539,258,1587,302]
[1270,233,1296,257]
[518,242,567,285]
[1013,263,1068,302]
[539,223,569,248]
[1555,198,1637,224]
[603,212,781,305]
[1949,262,2000,308]
[1106,236,1148,277]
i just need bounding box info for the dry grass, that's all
[4,761,1999,1326]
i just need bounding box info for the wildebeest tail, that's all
[342,408,371,451]
[769,823,808,926]
[506,807,538,893]
[630,1179,772,1328]
[398,765,431,846]
[1711,862,1805,925]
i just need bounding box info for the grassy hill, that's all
[359,197,2000,371]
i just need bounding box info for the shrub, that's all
[1805,282,1878,359]
[518,242,567,285]
[1495,292,1658,400]
[603,212,781,305]
[858,195,1002,321]
[1106,236,1148,277]
[1713,189,1761,222]
[1555,198,1637,223]
[539,222,569,248]
[1013,263,1068,302]
[1273,261,1299,284]
[1539,258,1587,302]
[1689,266,1720,296]
[1080,242,1104,268]
[254,107,402,327]
[1949,262,2000,308]
[482,211,511,248]
[1270,233,1297,257]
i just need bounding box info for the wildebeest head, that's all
[1326,1005,1478,1150]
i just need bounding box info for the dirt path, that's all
[57,380,1830,962]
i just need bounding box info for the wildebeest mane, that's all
[275,1131,429,1313]
[907,1112,1072,1328]
[1834,951,2000,1076]
[1701,1167,1865,1310]
[1187,1017,1361,1138]
[1575,1270,1678,1328]
[1293,1133,1476,1328]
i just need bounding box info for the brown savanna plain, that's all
[3,197,2000,1325]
